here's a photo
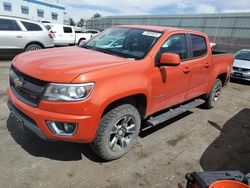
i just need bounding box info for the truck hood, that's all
[233,59,250,69]
[13,46,130,83]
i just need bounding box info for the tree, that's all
[69,17,75,26]
[92,13,102,19]
[77,18,85,27]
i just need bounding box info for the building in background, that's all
[86,13,250,53]
[0,0,66,24]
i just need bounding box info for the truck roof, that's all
[115,25,205,35]
[0,15,41,25]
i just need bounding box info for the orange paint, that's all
[7,25,234,143]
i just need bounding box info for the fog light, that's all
[46,121,77,136]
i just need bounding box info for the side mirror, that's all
[159,52,180,66]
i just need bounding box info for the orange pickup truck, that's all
[7,25,234,160]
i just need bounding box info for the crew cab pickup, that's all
[7,25,234,161]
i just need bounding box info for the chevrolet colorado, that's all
[7,25,234,160]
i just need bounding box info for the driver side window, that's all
[160,34,187,60]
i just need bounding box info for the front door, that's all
[0,18,25,49]
[150,34,191,114]
[63,26,75,44]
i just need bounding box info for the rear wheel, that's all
[203,79,222,109]
[91,104,141,161]
[78,39,86,46]
[25,44,42,51]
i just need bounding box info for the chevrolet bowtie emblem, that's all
[13,77,23,88]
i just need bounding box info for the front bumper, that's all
[7,101,47,140]
[230,71,250,81]
[7,87,99,143]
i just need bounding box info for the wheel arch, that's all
[78,38,86,44]
[101,93,148,119]
[217,72,228,86]
[25,41,44,49]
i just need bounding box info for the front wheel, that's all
[203,79,222,109]
[91,104,141,161]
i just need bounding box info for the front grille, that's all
[233,66,250,72]
[9,66,47,107]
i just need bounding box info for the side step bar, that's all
[146,99,205,127]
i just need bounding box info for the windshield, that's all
[235,51,250,61]
[83,27,162,60]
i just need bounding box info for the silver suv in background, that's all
[0,16,54,57]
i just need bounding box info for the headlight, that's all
[43,83,95,101]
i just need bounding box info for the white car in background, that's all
[231,49,250,81]
[0,16,54,57]
[44,24,92,46]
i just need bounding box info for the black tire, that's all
[91,104,141,161]
[25,44,42,51]
[203,79,222,109]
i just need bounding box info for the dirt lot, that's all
[0,60,249,188]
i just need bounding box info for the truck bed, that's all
[212,51,230,55]
[212,51,234,78]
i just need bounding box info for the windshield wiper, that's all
[94,48,123,57]
[82,45,112,55]
[82,45,138,59]
[81,44,91,49]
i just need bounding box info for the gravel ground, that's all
[0,60,249,188]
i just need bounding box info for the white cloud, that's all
[62,0,178,20]
[222,9,250,13]
[55,0,250,21]
[193,4,217,13]
[177,2,186,9]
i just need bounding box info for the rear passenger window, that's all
[21,21,42,31]
[0,19,20,31]
[160,34,187,60]
[63,27,72,33]
[191,35,207,57]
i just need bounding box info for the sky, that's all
[50,0,250,21]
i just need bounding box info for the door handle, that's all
[204,62,210,68]
[16,35,23,38]
[183,67,190,73]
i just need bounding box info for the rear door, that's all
[0,18,25,49]
[62,26,75,44]
[185,34,211,100]
[151,34,192,113]
[20,21,44,46]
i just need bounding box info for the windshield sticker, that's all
[142,31,162,38]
